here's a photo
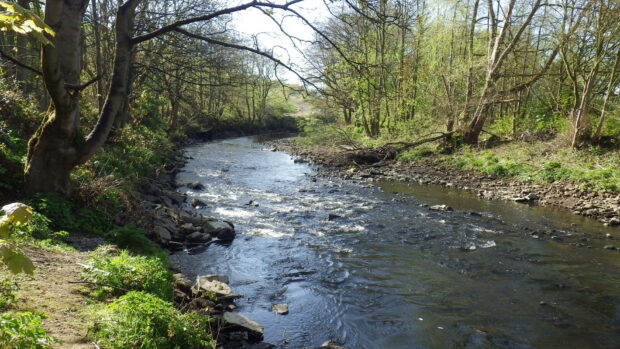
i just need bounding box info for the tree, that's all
[24,0,304,195]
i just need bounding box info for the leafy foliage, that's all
[105,224,164,257]
[28,193,113,235]
[0,203,35,275]
[0,312,57,349]
[82,249,172,300]
[0,1,54,45]
[0,273,18,310]
[89,291,214,349]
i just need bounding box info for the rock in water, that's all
[271,304,289,315]
[222,312,264,341]
[204,220,236,242]
[193,275,232,296]
[429,204,453,212]
[187,182,205,190]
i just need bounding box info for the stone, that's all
[604,245,616,250]
[429,205,453,212]
[152,226,172,242]
[204,220,235,242]
[327,213,342,221]
[191,198,207,207]
[173,273,193,293]
[222,312,264,341]
[193,275,232,296]
[271,304,288,315]
[187,182,205,190]
[187,231,210,242]
[608,217,620,227]
[198,274,230,284]
[163,190,185,205]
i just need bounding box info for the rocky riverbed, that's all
[271,139,620,228]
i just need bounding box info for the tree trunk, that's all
[25,0,138,195]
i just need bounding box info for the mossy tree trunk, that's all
[25,0,138,195]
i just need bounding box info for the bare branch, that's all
[0,49,42,76]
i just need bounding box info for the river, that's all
[172,136,620,348]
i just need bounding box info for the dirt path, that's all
[13,247,95,349]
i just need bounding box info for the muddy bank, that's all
[271,139,620,228]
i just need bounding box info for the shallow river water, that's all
[173,136,620,348]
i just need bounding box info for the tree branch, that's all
[65,74,103,91]
[172,28,321,91]
[0,49,42,76]
[131,0,305,45]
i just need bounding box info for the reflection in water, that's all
[173,136,620,348]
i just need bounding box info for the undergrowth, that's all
[82,248,172,300]
[0,312,58,349]
[89,291,214,349]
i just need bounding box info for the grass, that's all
[81,247,173,301]
[438,140,620,192]
[88,291,214,349]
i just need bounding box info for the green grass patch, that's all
[82,248,172,300]
[89,291,214,349]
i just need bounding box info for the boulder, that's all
[163,190,186,205]
[152,226,172,242]
[187,231,211,242]
[191,198,207,207]
[173,273,193,293]
[187,182,205,190]
[271,304,288,315]
[222,312,264,341]
[609,217,620,227]
[204,220,235,242]
[193,275,232,296]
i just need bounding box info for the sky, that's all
[231,0,332,83]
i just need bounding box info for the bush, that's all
[0,312,57,349]
[90,291,214,349]
[0,274,19,310]
[106,224,164,257]
[28,193,113,235]
[538,161,572,183]
[87,125,173,183]
[82,249,172,300]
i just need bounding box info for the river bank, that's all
[271,139,620,228]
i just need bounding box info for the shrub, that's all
[539,161,572,183]
[82,249,172,300]
[28,193,113,235]
[90,291,214,349]
[0,274,19,310]
[106,224,164,257]
[0,312,57,349]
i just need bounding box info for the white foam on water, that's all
[214,207,257,219]
[247,228,291,238]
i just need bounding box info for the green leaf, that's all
[2,203,34,225]
[0,1,54,45]
[0,241,35,275]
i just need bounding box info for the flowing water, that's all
[173,136,620,348]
